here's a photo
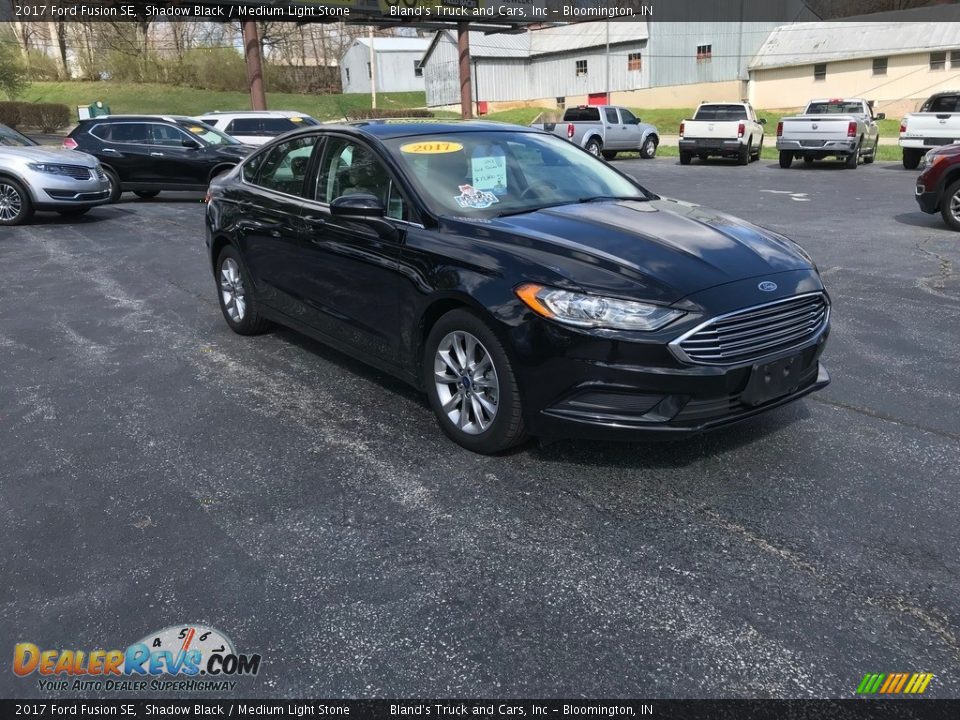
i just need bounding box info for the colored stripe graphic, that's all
[856,672,933,694]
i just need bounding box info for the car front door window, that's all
[316,138,407,220]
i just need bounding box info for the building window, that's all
[575,60,588,77]
[814,63,827,81]
[696,44,712,62]
[414,61,423,78]
[931,51,946,70]
[951,50,960,68]
[556,96,565,110]
[628,52,642,72]
[872,57,887,75]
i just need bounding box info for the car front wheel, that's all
[216,246,270,335]
[424,309,527,454]
[0,177,34,226]
[940,179,960,232]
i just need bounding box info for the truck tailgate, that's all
[780,116,854,145]
[682,120,741,139]
[903,113,960,144]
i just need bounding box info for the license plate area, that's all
[741,354,805,407]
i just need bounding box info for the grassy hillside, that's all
[22,82,427,120]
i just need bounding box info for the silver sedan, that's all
[1,123,110,226]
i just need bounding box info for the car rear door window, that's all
[226,118,263,135]
[98,122,149,144]
[604,108,619,124]
[254,135,320,197]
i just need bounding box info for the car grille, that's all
[673,293,829,366]
[57,165,93,180]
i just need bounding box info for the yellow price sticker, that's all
[188,126,205,134]
[290,117,304,122]
[400,141,464,154]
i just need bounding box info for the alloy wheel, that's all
[220,258,246,322]
[433,330,500,435]
[951,189,960,224]
[0,182,23,222]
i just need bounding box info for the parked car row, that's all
[530,105,660,160]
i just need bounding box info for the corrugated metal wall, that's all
[341,43,426,95]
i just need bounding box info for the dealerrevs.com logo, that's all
[13,624,261,692]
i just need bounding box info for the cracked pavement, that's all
[1,157,958,699]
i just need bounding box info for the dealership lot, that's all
[1,158,958,698]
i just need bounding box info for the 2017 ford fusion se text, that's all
[205,121,831,454]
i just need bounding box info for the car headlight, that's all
[516,283,684,331]
[27,163,74,176]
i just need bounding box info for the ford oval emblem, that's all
[758,281,778,292]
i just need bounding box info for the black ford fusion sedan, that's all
[205,120,830,454]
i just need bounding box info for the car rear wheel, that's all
[903,149,922,170]
[737,142,750,165]
[585,138,602,157]
[216,246,271,335]
[845,142,860,169]
[640,136,658,159]
[679,151,692,166]
[134,190,160,199]
[940,179,960,231]
[751,138,762,162]
[424,309,527,454]
[779,151,793,169]
[0,178,33,226]
[103,168,122,203]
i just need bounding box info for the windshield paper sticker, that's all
[471,155,507,193]
[455,184,499,210]
[400,141,464,154]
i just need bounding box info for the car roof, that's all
[198,111,312,118]
[80,115,198,123]
[344,119,535,140]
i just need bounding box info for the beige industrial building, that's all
[748,7,960,117]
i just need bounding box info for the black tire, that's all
[737,142,750,165]
[601,150,617,161]
[940,179,960,232]
[134,190,160,199]
[751,138,762,162]
[423,309,527,454]
[215,245,271,336]
[863,139,878,165]
[679,151,692,166]
[640,136,658,159]
[57,207,91,218]
[585,138,602,157]
[779,150,793,169]
[845,142,860,169]
[103,167,122,203]
[803,155,815,165]
[903,149,922,170]
[0,177,34,226]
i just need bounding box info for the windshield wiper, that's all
[496,201,574,218]
[577,195,649,203]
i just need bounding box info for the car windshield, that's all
[0,125,37,147]
[383,131,650,219]
[805,101,865,114]
[177,121,241,146]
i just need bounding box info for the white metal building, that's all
[748,5,960,115]
[340,37,430,95]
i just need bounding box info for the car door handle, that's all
[238,220,283,237]
[101,148,118,154]
[150,152,164,157]
[304,215,326,228]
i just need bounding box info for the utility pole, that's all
[605,20,610,102]
[369,26,377,110]
[458,22,473,119]
[241,21,267,110]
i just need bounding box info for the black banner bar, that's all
[3,699,960,720]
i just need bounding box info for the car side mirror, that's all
[330,193,385,218]
[182,138,201,149]
[876,112,886,120]
[759,118,767,125]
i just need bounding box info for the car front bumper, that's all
[26,171,110,209]
[915,183,940,214]
[509,313,831,442]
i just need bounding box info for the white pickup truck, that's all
[900,91,960,169]
[776,98,883,169]
[678,102,766,166]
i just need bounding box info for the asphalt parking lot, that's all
[1,157,958,699]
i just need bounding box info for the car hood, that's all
[215,144,255,158]
[0,145,99,166]
[444,198,816,304]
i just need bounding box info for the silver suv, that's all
[0,123,110,226]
